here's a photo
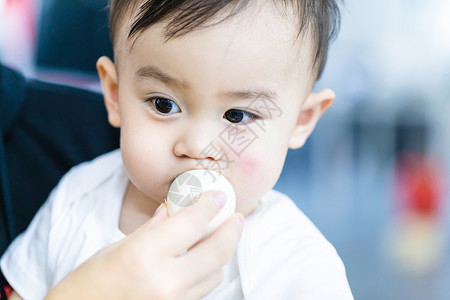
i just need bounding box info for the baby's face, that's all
[105,4,318,215]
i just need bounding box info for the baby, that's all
[1,0,353,298]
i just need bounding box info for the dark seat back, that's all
[0,65,120,256]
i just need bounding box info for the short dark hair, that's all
[109,0,341,80]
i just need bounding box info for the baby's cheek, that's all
[233,150,272,215]
[235,150,262,176]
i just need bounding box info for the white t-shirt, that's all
[1,150,353,300]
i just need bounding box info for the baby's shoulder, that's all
[47,149,123,215]
[239,191,350,298]
[238,191,348,299]
[57,149,122,198]
[252,190,326,241]
[243,190,339,272]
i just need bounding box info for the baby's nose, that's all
[173,122,223,160]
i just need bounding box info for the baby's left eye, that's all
[223,109,258,124]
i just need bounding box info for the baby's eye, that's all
[148,97,181,114]
[223,109,259,124]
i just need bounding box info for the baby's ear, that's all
[288,88,335,149]
[97,56,120,128]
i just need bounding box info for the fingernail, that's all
[238,213,245,225]
[214,192,227,209]
[153,203,165,217]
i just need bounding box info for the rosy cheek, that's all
[235,150,261,176]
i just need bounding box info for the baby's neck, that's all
[119,182,160,235]
[237,200,261,218]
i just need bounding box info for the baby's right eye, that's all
[147,97,181,115]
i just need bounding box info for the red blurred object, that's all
[5,286,11,298]
[1,285,11,299]
[396,153,443,217]
[388,152,446,275]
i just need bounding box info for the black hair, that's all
[109,0,341,79]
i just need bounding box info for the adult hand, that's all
[44,191,244,300]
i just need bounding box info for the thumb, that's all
[146,203,169,227]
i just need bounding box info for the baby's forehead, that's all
[111,0,340,81]
[114,2,315,79]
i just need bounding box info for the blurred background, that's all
[0,0,449,299]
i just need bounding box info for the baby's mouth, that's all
[166,168,230,198]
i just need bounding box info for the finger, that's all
[148,203,169,225]
[177,213,244,286]
[185,270,224,300]
[152,191,227,255]
[119,204,168,250]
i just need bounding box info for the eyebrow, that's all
[221,89,279,102]
[136,65,279,102]
[136,65,188,88]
